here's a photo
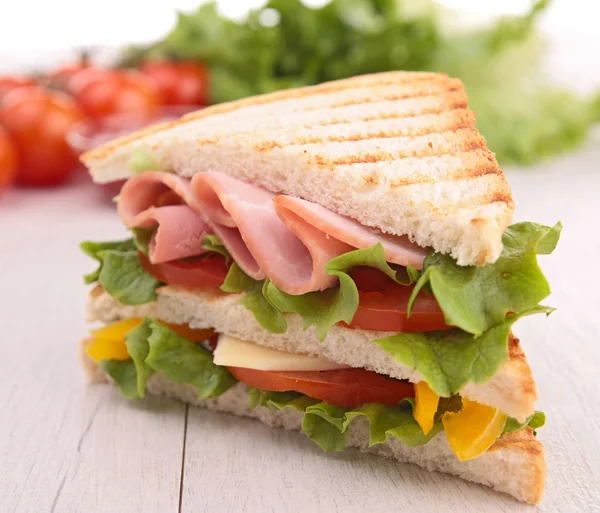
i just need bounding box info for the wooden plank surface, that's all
[1,135,600,512]
[0,182,186,513]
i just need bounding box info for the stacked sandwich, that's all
[79,72,559,503]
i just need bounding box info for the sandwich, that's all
[79,71,560,504]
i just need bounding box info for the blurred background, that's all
[0,0,598,194]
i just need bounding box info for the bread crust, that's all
[81,71,514,266]
[87,285,537,422]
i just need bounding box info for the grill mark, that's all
[316,99,469,126]
[195,109,476,151]
[309,131,487,167]
[388,161,502,189]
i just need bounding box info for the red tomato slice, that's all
[139,252,229,289]
[346,283,449,332]
[227,366,414,409]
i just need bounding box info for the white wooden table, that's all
[1,137,599,513]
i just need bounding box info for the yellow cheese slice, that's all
[213,334,349,371]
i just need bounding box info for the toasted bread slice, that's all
[82,71,514,266]
[80,339,545,504]
[87,285,537,422]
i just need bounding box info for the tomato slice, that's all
[227,366,414,409]
[139,251,229,289]
[347,283,449,332]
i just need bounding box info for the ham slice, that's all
[118,172,212,264]
[192,172,316,285]
[273,196,428,270]
[191,172,427,295]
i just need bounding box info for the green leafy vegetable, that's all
[376,306,554,397]
[124,319,155,397]
[247,388,443,452]
[503,411,546,434]
[145,320,237,398]
[80,239,136,284]
[97,250,161,305]
[264,243,416,341]
[221,263,287,333]
[343,400,443,447]
[80,238,161,305]
[131,227,156,256]
[121,0,598,166]
[408,222,562,336]
[127,145,163,174]
[302,403,348,451]
[100,359,140,399]
[201,234,232,264]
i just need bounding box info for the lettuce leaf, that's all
[145,320,237,398]
[127,145,163,174]
[375,306,554,397]
[124,319,155,397]
[105,319,236,400]
[503,411,546,434]
[201,234,232,264]
[246,388,442,452]
[264,243,417,341]
[343,399,443,447]
[97,250,161,305]
[100,359,140,400]
[131,227,156,256]
[303,403,348,451]
[408,222,562,336]
[80,238,161,305]
[221,263,287,334]
[80,239,136,284]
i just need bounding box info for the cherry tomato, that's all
[139,251,229,289]
[0,125,18,191]
[0,76,36,99]
[0,86,84,186]
[140,60,209,106]
[227,367,415,409]
[70,68,160,119]
[47,55,92,90]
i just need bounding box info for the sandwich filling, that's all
[83,318,544,458]
[82,151,559,460]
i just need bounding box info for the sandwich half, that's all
[79,71,560,504]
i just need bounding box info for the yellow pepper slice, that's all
[442,398,507,461]
[414,381,440,435]
[85,337,130,362]
[90,318,143,341]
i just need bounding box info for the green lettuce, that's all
[127,145,164,174]
[343,400,443,447]
[103,318,237,400]
[408,222,562,336]
[201,234,232,264]
[124,319,155,397]
[100,359,140,399]
[220,263,287,334]
[131,227,156,256]
[80,239,161,305]
[247,388,441,452]
[375,306,554,397]
[80,239,137,284]
[264,243,418,341]
[145,319,237,398]
[503,411,546,434]
[97,250,161,305]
